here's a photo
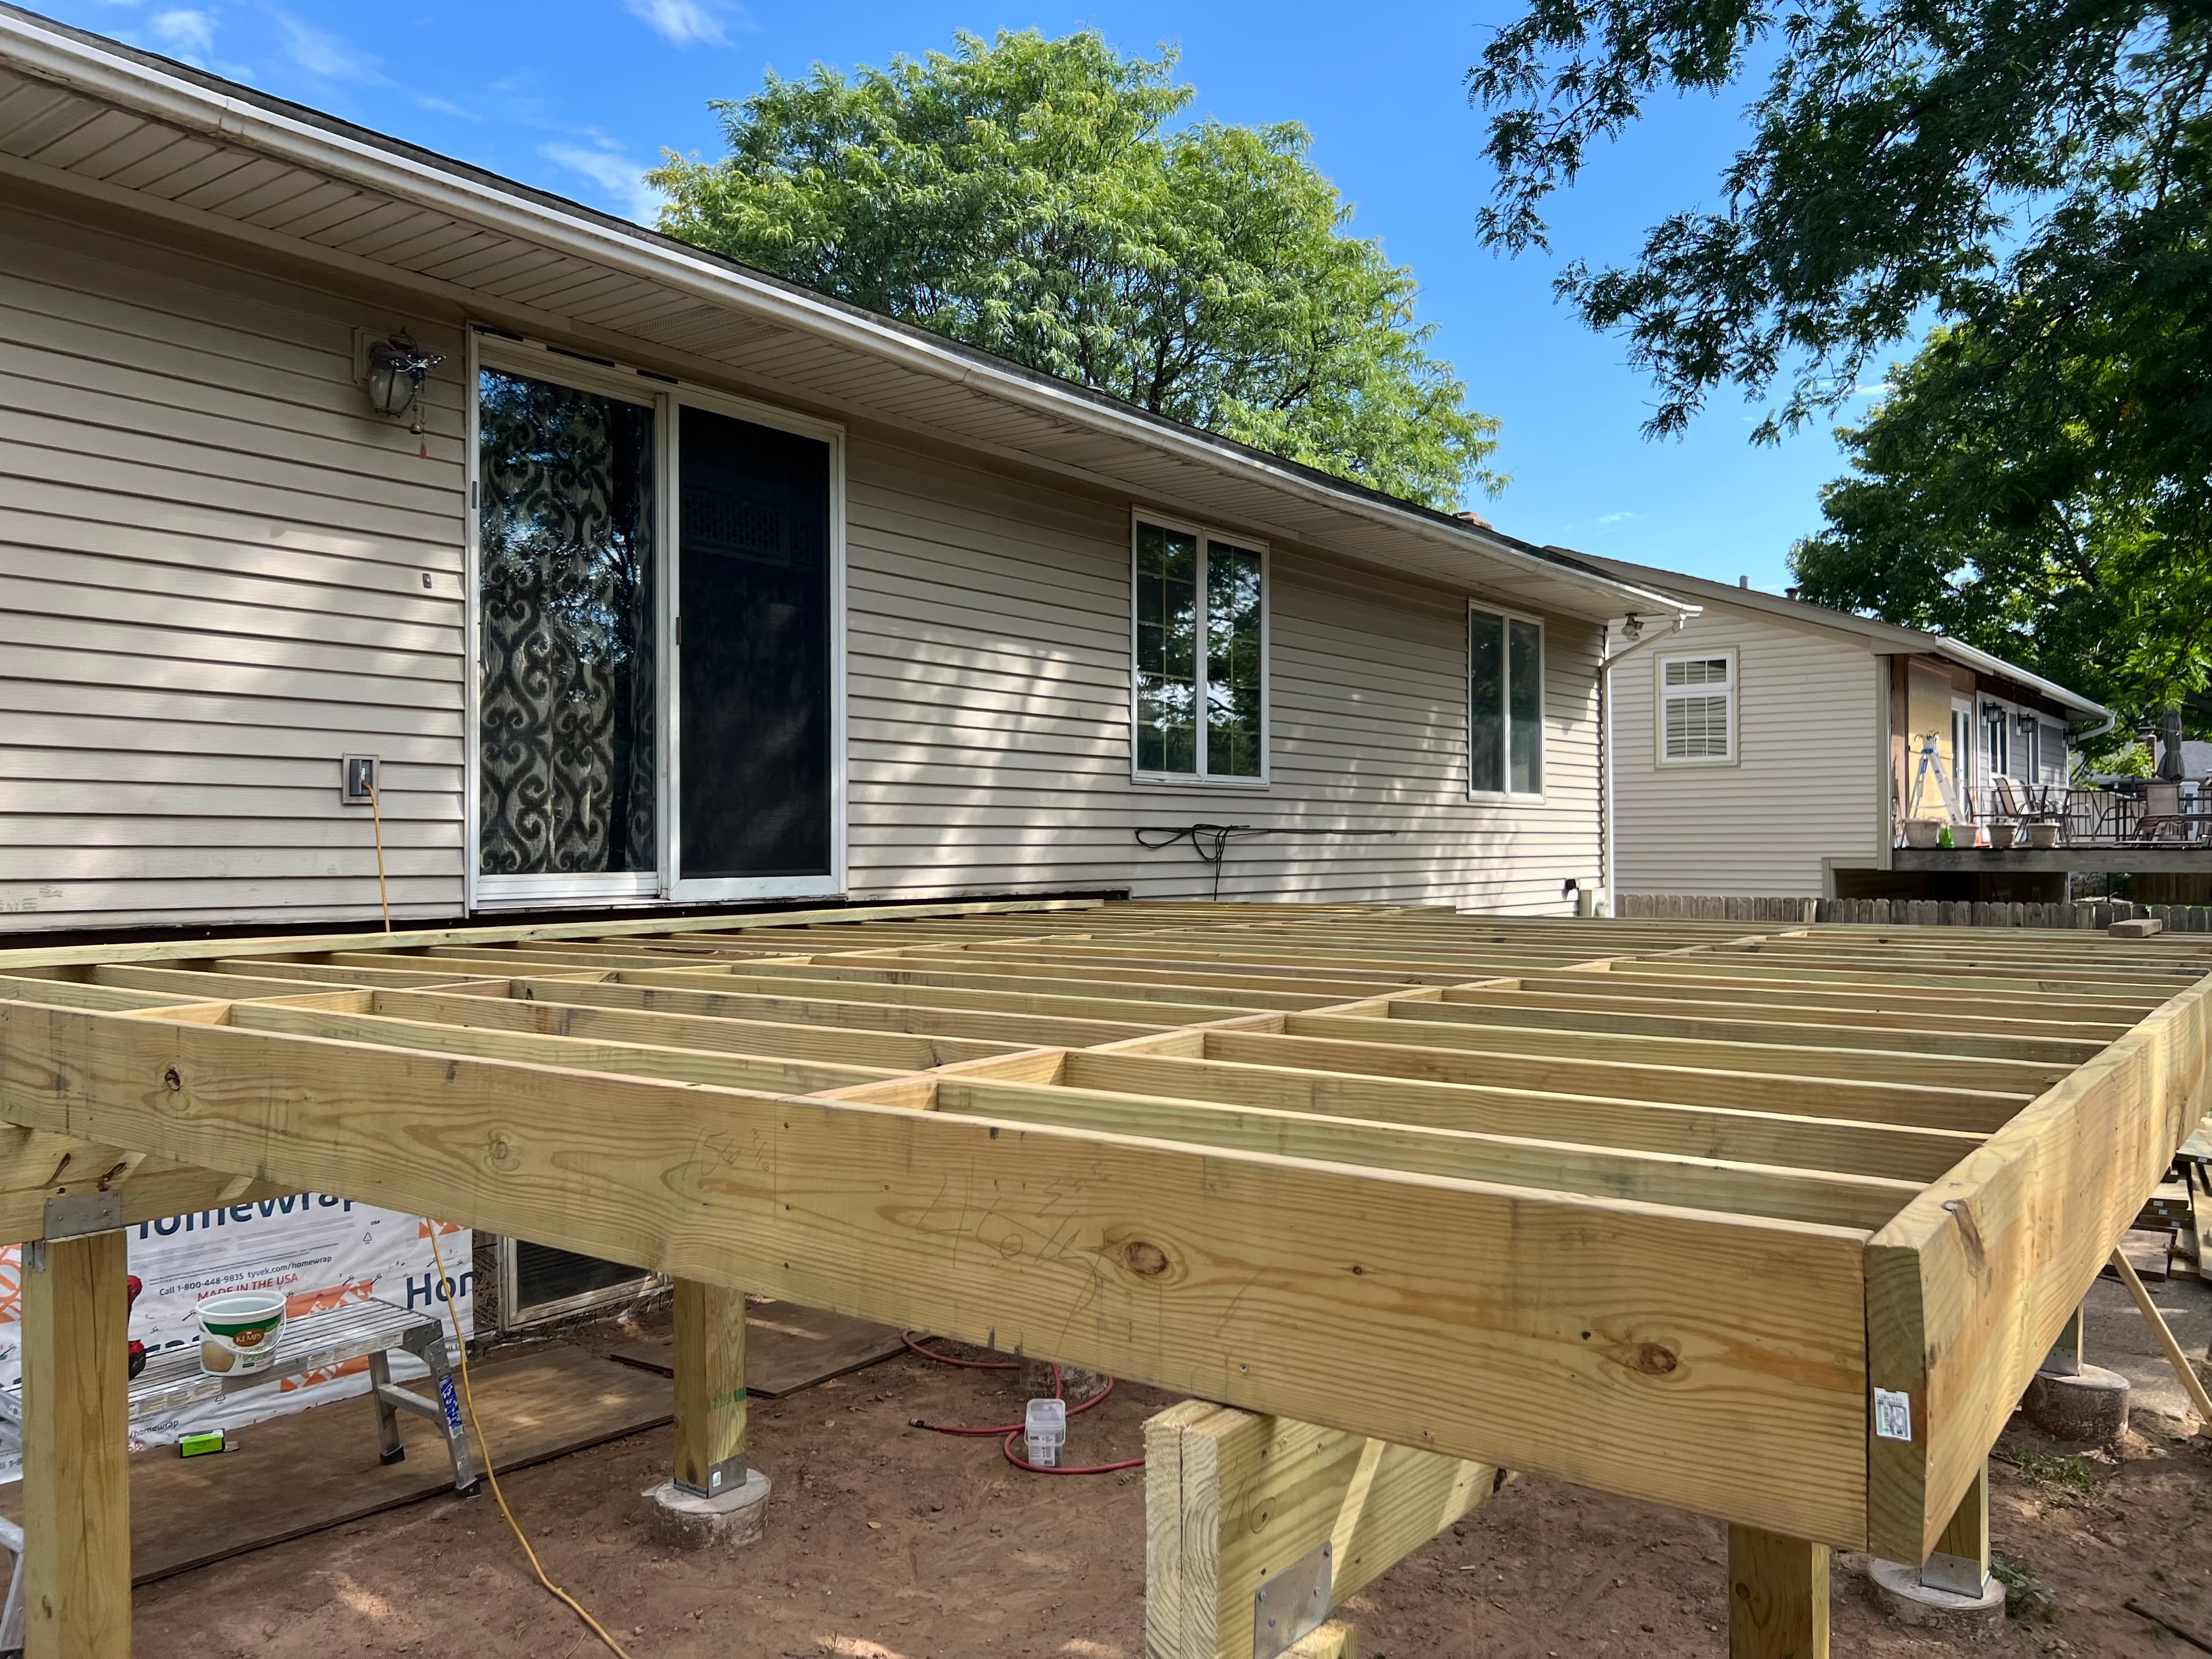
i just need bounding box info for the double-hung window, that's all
[1132,517,1267,782]
[1657,650,1736,764]
[1469,605,1543,798]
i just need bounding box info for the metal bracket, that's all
[42,1191,124,1240]
[1921,1550,1990,1597]
[675,1453,749,1499]
[1253,1540,1332,1659]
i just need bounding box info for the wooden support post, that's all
[1727,1525,1828,1659]
[2040,1304,2083,1376]
[672,1277,747,1497]
[22,1229,132,1659]
[1921,1461,1989,1596]
[1145,1402,1496,1659]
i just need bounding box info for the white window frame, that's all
[1128,509,1271,788]
[1467,601,1546,802]
[465,330,848,911]
[1654,647,1738,768]
[1979,696,2016,781]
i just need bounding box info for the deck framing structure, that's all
[1,897,2207,1657]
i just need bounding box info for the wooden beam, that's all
[673,1278,748,1496]
[1221,1027,2023,1137]
[1727,1525,1828,1659]
[0,1000,1876,1546]
[0,897,1107,972]
[1864,969,2212,1562]
[1065,1050,1980,1183]
[1922,1462,1988,1595]
[362,986,1030,1069]
[21,1228,131,1659]
[936,1078,1917,1229]
[495,976,1170,1048]
[0,1125,293,1244]
[1144,1402,1495,1659]
[224,1002,902,1094]
[1366,1003,2071,1093]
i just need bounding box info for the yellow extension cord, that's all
[366,779,633,1658]
[427,1226,635,1659]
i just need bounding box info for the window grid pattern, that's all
[1660,655,1733,761]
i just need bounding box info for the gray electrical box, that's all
[340,755,380,804]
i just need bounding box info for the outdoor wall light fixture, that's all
[2016,710,2038,733]
[366,331,445,434]
[1620,613,1644,642]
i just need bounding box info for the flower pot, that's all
[2027,823,2061,849]
[1987,823,2018,849]
[1902,820,1945,850]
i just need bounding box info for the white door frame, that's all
[463,331,849,911]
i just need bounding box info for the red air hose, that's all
[901,1332,1144,1475]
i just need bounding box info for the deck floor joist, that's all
[2,899,2208,1560]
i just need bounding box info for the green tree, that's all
[1469,0,2212,717]
[1787,322,2209,715]
[652,29,1502,510]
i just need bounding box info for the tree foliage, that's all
[1471,0,2212,718]
[653,30,1501,510]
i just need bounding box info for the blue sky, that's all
[48,0,1897,591]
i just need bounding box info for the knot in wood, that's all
[1119,1240,1170,1278]
[162,1067,182,1093]
[1605,1340,1679,1377]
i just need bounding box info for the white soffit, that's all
[0,9,1690,625]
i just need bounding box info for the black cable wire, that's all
[1132,824,1399,901]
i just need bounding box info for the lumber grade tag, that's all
[1873,1388,1914,1442]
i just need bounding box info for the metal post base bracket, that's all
[675,1453,749,1499]
[1255,1541,1333,1659]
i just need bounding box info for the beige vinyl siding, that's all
[1608,604,1883,897]
[844,440,1602,912]
[0,196,1603,931]
[0,199,467,933]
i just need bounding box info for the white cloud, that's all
[625,0,738,47]
[1597,510,1641,525]
[150,9,215,57]
[540,142,661,222]
[273,11,380,82]
[414,93,480,120]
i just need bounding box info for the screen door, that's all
[672,405,837,895]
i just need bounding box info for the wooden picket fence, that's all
[1616,893,2212,930]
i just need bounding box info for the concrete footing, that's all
[1866,1558,2007,1637]
[645,1467,772,1550]
[2021,1363,2130,1443]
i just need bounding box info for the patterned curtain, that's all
[477,369,656,876]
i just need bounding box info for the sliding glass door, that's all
[671,406,837,896]
[469,341,844,908]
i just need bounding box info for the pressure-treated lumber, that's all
[1864,968,2212,1562]
[1144,1402,1495,1659]
[21,1228,131,1659]
[1922,1462,1989,1594]
[2108,1249,2212,1431]
[0,1125,292,1244]
[0,998,1876,1545]
[673,1278,749,1495]
[1727,1525,1828,1659]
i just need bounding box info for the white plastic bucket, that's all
[1024,1397,1067,1468]
[191,1290,288,1376]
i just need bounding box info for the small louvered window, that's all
[1659,653,1734,762]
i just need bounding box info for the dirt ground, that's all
[134,1302,2212,1659]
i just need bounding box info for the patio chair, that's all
[2142,779,2189,841]
[1993,776,2067,836]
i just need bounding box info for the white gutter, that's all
[0,12,1691,624]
